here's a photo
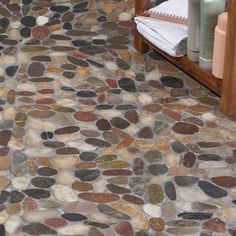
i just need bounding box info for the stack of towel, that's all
[134,0,188,57]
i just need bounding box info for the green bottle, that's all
[199,0,226,69]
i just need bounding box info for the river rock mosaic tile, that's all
[0,0,236,235]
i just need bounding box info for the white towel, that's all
[135,16,187,57]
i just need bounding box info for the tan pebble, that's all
[218,128,236,141]
[0,177,10,190]
[174,136,194,143]
[112,202,148,230]
[133,139,154,149]
[7,89,15,104]
[229,188,236,199]
[53,156,78,169]
[155,137,170,152]
[10,233,28,236]
[0,210,9,224]
[191,168,208,179]
[116,1,127,11]
[217,208,236,221]
[22,209,58,223]
[26,129,41,146]
[119,50,131,61]
[155,232,168,236]
[164,103,186,110]
[169,167,190,176]
[125,69,136,79]
[22,198,38,211]
[17,53,29,64]
[149,217,165,231]
[50,24,61,31]
[103,3,114,13]
[6,203,21,215]
[0,88,6,98]
[48,67,64,73]
[133,52,145,63]
[0,157,11,171]
[75,68,90,77]
[72,181,93,191]
[210,168,233,177]
[150,176,172,185]
[116,69,126,77]
[8,139,24,150]
[35,157,53,167]
[26,160,37,176]
[57,170,76,185]
[163,152,181,167]
[3,107,16,120]
[76,162,97,169]
[56,133,81,142]
[162,202,177,219]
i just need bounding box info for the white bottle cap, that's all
[199,57,213,70]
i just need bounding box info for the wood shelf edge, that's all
[142,37,222,96]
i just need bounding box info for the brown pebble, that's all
[22,197,38,211]
[6,203,21,214]
[32,26,50,40]
[149,218,165,231]
[72,181,93,191]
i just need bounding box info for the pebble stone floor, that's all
[0,0,236,235]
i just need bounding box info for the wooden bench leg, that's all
[134,0,150,53]
[134,29,149,53]
[220,0,236,116]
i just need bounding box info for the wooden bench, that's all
[134,0,236,116]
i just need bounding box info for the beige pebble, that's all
[53,156,78,169]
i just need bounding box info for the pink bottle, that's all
[212,12,228,79]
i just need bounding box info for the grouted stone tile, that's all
[0,0,235,235]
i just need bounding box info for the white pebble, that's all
[5,215,21,234]
[0,68,4,76]
[119,12,132,21]
[175,201,192,212]
[0,56,16,66]
[122,93,137,103]
[26,129,41,146]
[23,147,54,158]
[138,93,153,105]
[68,142,96,152]
[201,112,216,122]
[178,187,208,202]
[198,161,228,169]
[17,83,37,92]
[179,98,198,106]
[56,98,77,107]
[143,204,161,217]
[104,61,118,71]
[10,21,21,29]
[99,110,122,119]
[52,185,78,202]
[37,16,49,25]
[58,224,90,235]
[57,170,76,185]
[146,69,161,81]
[12,176,30,190]
[94,179,107,193]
